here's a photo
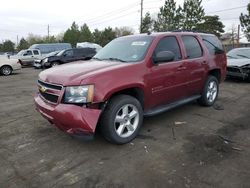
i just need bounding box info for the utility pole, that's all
[140,0,143,33]
[16,35,19,47]
[237,24,240,48]
[47,24,50,40]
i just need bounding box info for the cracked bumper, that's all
[34,94,101,139]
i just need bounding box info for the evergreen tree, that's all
[17,38,29,51]
[79,23,93,42]
[154,0,183,31]
[2,40,15,52]
[63,22,81,47]
[182,0,205,30]
[196,16,225,37]
[240,3,250,41]
[141,12,154,33]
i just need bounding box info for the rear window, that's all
[182,36,203,59]
[201,35,224,55]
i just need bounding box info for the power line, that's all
[207,5,247,14]
[88,10,139,27]
[84,2,140,23]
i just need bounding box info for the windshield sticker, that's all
[131,41,147,46]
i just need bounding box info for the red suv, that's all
[34,32,227,144]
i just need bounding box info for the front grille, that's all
[40,92,58,103]
[38,80,62,90]
[38,80,62,103]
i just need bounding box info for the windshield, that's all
[17,50,25,56]
[57,50,66,56]
[227,48,250,59]
[46,50,60,57]
[94,35,154,62]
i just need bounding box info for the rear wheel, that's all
[0,65,12,76]
[198,75,219,106]
[100,95,143,144]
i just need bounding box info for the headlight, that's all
[43,58,48,63]
[64,85,94,104]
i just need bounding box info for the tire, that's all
[100,95,143,144]
[51,62,59,67]
[198,75,219,106]
[0,65,12,76]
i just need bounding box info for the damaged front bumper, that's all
[227,66,250,80]
[34,93,102,140]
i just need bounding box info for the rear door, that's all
[33,50,40,59]
[180,35,207,96]
[148,36,189,108]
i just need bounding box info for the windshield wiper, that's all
[236,54,250,59]
[227,55,237,59]
[103,57,127,62]
[92,57,103,61]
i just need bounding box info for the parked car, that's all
[33,51,61,69]
[41,48,96,68]
[34,32,227,144]
[227,47,250,81]
[0,57,21,76]
[29,43,72,54]
[77,42,102,52]
[14,49,42,66]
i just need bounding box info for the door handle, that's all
[177,66,186,71]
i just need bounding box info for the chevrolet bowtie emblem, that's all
[40,86,47,93]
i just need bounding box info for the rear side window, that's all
[182,36,203,59]
[201,35,224,55]
[33,50,39,55]
[154,36,182,61]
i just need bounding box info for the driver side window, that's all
[24,50,32,56]
[154,36,182,61]
[64,50,73,57]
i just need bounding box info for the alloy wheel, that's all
[114,104,139,138]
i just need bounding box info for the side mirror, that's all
[23,53,28,56]
[153,51,175,64]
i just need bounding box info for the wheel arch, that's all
[208,69,221,83]
[104,86,145,109]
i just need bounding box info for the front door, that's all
[148,36,189,108]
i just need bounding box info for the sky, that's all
[0,0,249,43]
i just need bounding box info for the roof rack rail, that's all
[171,29,211,34]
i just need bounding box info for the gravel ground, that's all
[0,68,250,188]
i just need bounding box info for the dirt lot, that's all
[0,68,250,188]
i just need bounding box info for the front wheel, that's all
[198,75,219,106]
[51,62,59,67]
[100,95,143,144]
[0,65,12,76]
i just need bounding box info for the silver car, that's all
[227,47,250,81]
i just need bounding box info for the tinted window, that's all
[201,35,224,55]
[154,36,182,61]
[75,48,96,57]
[182,36,202,59]
[33,50,39,55]
[64,50,73,57]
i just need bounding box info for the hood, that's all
[39,60,126,85]
[227,58,250,67]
